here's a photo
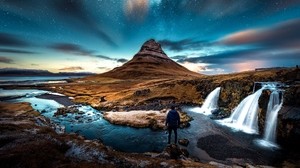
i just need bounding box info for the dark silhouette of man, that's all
[165,106,180,144]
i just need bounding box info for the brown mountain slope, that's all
[99,39,203,79]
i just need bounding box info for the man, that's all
[165,106,180,144]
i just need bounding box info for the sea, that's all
[0,76,84,86]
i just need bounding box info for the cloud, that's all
[59,66,84,71]
[124,0,149,22]
[179,61,225,75]
[177,49,254,64]
[50,43,93,56]
[95,55,128,63]
[117,58,128,63]
[0,48,37,54]
[51,0,117,47]
[31,63,39,66]
[158,39,209,52]
[220,19,300,48]
[176,48,300,73]
[98,66,111,71]
[179,61,207,72]
[170,55,188,60]
[0,32,30,47]
[0,56,14,64]
[95,55,114,60]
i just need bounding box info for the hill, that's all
[99,39,202,79]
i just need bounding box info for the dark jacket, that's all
[166,110,180,127]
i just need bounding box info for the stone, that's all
[100,96,107,102]
[75,116,81,120]
[134,89,150,96]
[178,138,189,147]
[164,144,182,159]
[180,148,189,157]
[78,111,85,115]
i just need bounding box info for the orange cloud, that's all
[124,0,149,22]
[220,29,262,45]
[231,60,266,72]
[59,66,84,71]
[219,19,300,47]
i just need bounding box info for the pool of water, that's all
[2,88,283,164]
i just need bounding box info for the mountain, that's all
[0,68,95,76]
[100,39,202,79]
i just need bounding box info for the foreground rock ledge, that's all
[0,102,213,168]
[103,110,192,130]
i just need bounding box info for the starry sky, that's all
[0,0,300,75]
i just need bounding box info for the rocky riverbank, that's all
[0,102,216,167]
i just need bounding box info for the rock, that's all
[178,138,189,147]
[160,109,167,113]
[78,111,85,115]
[148,118,159,131]
[134,89,151,96]
[54,106,79,117]
[100,96,107,102]
[180,148,189,157]
[164,144,182,159]
[75,116,81,120]
[277,106,300,148]
[211,108,220,115]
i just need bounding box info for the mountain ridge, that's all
[99,39,203,79]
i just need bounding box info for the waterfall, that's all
[220,86,266,134]
[264,91,281,142]
[190,87,221,115]
[255,91,282,148]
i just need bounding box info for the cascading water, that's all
[256,90,283,148]
[264,91,280,142]
[190,87,221,115]
[218,82,284,148]
[220,86,266,134]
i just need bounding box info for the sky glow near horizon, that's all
[0,0,300,75]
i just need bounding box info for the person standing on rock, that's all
[165,106,180,144]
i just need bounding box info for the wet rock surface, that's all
[178,139,189,147]
[54,106,79,116]
[0,102,215,168]
[197,134,283,166]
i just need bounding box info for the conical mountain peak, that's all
[136,39,168,59]
[99,39,202,79]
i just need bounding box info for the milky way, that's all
[0,0,300,74]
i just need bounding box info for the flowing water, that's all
[190,87,221,115]
[255,90,283,149]
[1,87,284,164]
[264,91,281,142]
[219,87,266,134]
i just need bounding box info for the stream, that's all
[0,88,283,165]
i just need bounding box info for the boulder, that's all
[178,138,189,147]
[100,96,107,102]
[164,144,182,159]
[134,89,151,96]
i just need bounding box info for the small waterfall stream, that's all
[220,86,266,134]
[219,83,284,137]
[255,90,283,148]
[190,87,221,115]
[264,91,281,142]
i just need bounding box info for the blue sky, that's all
[0,0,300,74]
